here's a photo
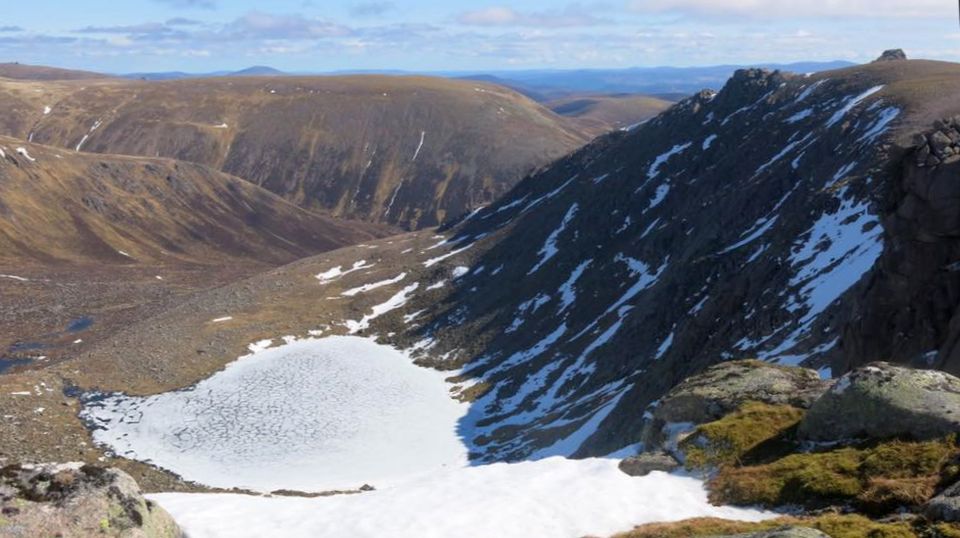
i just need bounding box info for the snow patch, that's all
[528,203,578,274]
[647,143,691,181]
[152,458,770,538]
[341,273,407,297]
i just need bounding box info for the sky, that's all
[2,0,960,74]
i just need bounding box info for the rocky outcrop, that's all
[911,117,960,167]
[710,528,829,538]
[617,451,680,477]
[874,49,907,63]
[799,362,960,442]
[640,361,827,450]
[650,360,828,425]
[925,481,960,522]
[0,463,182,537]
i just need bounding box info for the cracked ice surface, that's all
[81,336,468,492]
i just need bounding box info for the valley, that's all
[2,22,960,537]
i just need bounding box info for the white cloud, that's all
[458,5,609,27]
[627,0,952,19]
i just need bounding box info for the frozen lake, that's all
[81,336,468,492]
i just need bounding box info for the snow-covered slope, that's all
[151,458,769,538]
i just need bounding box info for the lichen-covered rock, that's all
[709,527,830,538]
[925,480,960,522]
[640,360,829,451]
[799,362,960,442]
[0,463,183,537]
[618,451,680,477]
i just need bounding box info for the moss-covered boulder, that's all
[641,360,829,451]
[799,362,960,443]
[0,463,183,537]
[680,402,804,470]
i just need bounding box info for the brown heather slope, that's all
[0,62,109,81]
[0,136,392,369]
[0,136,388,265]
[0,74,589,229]
[547,93,675,135]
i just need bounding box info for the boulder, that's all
[641,360,829,451]
[799,362,960,442]
[651,360,828,425]
[873,49,907,62]
[710,528,829,538]
[617,451,680,477]
[0,463,183,537]
[925,480,960,522]
[930,131,953,159]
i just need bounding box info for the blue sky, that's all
[3,0,960,73]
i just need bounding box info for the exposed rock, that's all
[650,360,827,424]
[799,362,960,442]
[873,49,907,62]
[709,528,830,538]
[641,360,829,451]
[930,131,953,159]
[617,451,680,477]
[925,480,960,522]
[0,463,183,537]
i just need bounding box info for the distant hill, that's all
[546,93,674,134]
[124,66,289,80]
[0,62,109,81]
[228,66,286,77]
[118,60,856,96]
[456,61,857,98]
[0,74,587,229]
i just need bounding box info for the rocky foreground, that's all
[615,360,960,537]
[0,463,182,537]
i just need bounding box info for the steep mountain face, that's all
[0,75,587,229]
[17,58,960,473]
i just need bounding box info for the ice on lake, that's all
[81,336,468,492]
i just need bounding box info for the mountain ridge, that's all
[0,74,587,229]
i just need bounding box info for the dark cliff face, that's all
[843,123,960,375]
[386,62,924,461]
